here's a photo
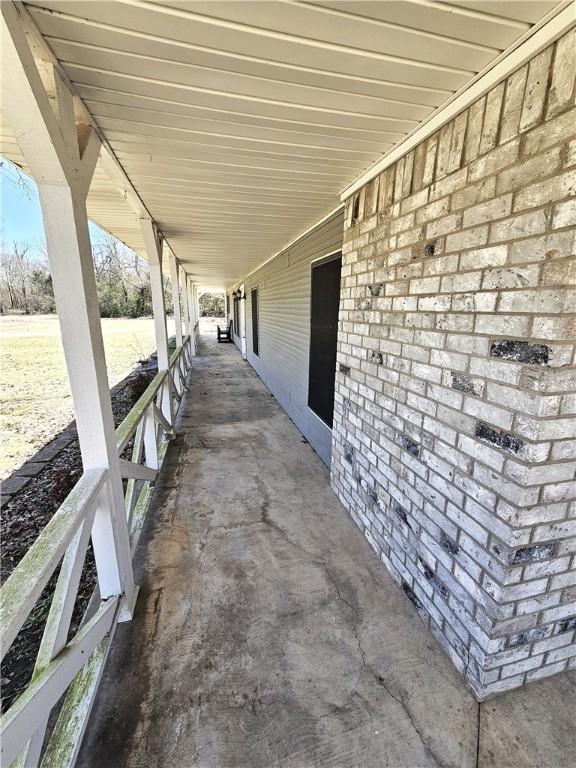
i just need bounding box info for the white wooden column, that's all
[141,219,169,370]
[140,218,174,425]
[187,277,197,354]
[180,269,191,338]
[1,1,136,617]
[168,251,183,348]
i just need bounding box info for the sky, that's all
[1,157,109,259]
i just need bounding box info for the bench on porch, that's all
[217,320,233,343]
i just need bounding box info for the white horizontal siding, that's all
[232,209,344,465]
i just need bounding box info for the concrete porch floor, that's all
[79,335,575,768]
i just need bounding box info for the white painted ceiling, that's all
[0,1,564,285]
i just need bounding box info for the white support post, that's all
[186,276,197,355]
[140,218,174,426]
[168,251,183,348]
[193,285,199,330]
[180,269,191,339]
[1,1,136,619]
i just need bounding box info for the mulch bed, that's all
[0,359,158,713]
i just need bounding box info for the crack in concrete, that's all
[252,475,450,768]
[475,702,482,768]
[207,519,263,533]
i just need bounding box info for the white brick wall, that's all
[331,30,576,700]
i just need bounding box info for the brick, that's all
[510,231,575,264]
[482,265,539,290]
[498,288,575,314]
[436,122,453,180]
[460,245,508,271]
[402,152,414,197]
[480,82,504,154]
[541,257,576,287]
[553,199,576,229]
[416,197,450,225]
[547,644,576,664]
[423,254,459,277]
[508,626,551,648]
[441,271,482,294]
[533,316,576,341]
[333,35,576,700]
[448,110,468,173]
[512,543,556,564]
[497,148,562,194]
[13,461,47,477]
[452,292,497,313]
[429,168,467,201]
[547,30,576,118]
[395,433,421,458]
[500,655,543,678]
[464,398,513,431]
[401,188,428,215]
[445,226,488,253]
[524,109,576,155]
[475,422,524,455]
[394,157,405,202]
[519,47,553,132]
[500,66,528,143]
[514,169,576,212]
[490,210,548,242]
[409,277,440,295]
[451,373,481,397]
[422,135,438,187]
[412,142,426,193]
[426,213,461,238]
[557,616,576,633]
[527,661,568,682]
[464,97,485,163]
[0,476,30,494]
[490,339,550,365]
[468,139,519,181]
[463,194,512,228]
[475,315,530,337]
[452,177,496,210]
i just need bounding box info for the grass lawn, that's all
[0,314,174,479]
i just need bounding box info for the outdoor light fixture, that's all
[233,288,245,301]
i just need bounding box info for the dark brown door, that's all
[308,255,342,428]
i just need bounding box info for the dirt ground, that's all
[0,314,174,478]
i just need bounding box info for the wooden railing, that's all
[116,337,191,550]
[0,336,193,767]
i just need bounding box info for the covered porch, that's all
[77,334,573,768]
[1,1,575,765]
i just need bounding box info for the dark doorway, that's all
[233,295,239,338]
[251,287,259,356]
[308,254,342,428]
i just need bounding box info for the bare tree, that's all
[0,242,33,313]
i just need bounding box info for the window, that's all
[251,287,259,356]
[308,254,342,428]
